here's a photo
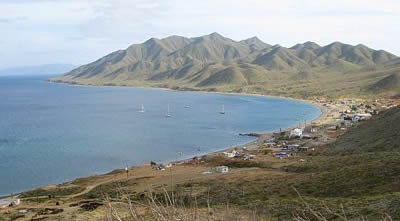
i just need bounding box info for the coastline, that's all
[179,100,325,163]
[3,80,324,197]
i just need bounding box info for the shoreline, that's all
[48,78,317,104]
[178,101,325,164]
[2,80,324,198]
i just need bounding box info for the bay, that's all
[0,75,320,195]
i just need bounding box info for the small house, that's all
[273,152,288,158]
[264,142,277,147]
[283,144,300,151]
[224,150,240,158]
[290,128,303,138]
[242,154,256,160]
[215,166,229,173]
[355,113,372,121]
[10,199,20,206]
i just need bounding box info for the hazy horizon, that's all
[0,63,76,76]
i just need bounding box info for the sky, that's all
[1,0,399,69]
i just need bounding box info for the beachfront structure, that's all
[215,166,229,173]
[0,198,20,208]
[290,128,303,138]
[223,150,240,158]
[264,142,277,147]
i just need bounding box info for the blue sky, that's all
[1,0,399,68]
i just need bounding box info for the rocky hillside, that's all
[52,33,400,98]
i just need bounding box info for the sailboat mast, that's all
[166,104,171,117]
[220,104,225,114]
[139,104,145,112]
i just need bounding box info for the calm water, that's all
[0,75,320,195]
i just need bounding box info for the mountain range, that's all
[52,33,400,98]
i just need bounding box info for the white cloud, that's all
[0,0,399,68]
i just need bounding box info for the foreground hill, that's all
[297,107,400,196]
[329,107,400,153]
[53,33,399,98]
[184,107,400,220]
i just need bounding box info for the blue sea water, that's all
[0,75,320,196]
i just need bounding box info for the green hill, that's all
[293,108,400,200]
[329,107,400,153]
[52,33,400,98]
[196,64,248,87]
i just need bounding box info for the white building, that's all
[264,142,276,147]
[215,166,229,173]
[223,150,240,158]
[355,113,372,121]
[290,128,303,138]
[0,198,20,208]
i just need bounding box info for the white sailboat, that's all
[138,104,145,113]
[220,105,225,114]
[165,104,172,118]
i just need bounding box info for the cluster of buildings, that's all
[261,134,314,159]
[271,144,312,159]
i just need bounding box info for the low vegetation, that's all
[203,155,271,168]
[20,186,85,198]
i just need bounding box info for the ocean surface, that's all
[0,75,320,196]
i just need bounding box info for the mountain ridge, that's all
[53,33,400,98]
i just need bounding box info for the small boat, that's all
[138,104,145,113]
[184,105,190,108]
[219,105,225,114]
[165,104,172,118]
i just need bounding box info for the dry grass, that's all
[291,188,393,221]
[103,187,269,221]
[102,187,394,221]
